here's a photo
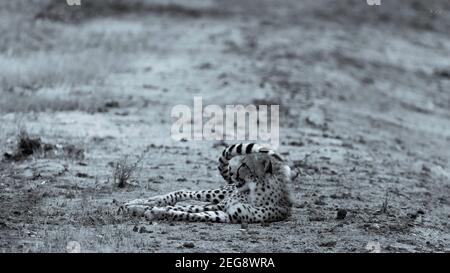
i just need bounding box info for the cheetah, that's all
[123,143,293,224]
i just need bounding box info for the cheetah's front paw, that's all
[123,204,149,217]
[124,205,166,220]
[124,196,166,208]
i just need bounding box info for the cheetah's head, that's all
[232,152,291,191]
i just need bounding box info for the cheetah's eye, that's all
[235,163,252,181]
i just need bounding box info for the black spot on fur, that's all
[236,143,242,154]
[229,144,236,152]
[246,143,254,154]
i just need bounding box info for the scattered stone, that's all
[104,100,120,108]
[115,110,129,116]
[142,84,158,90]
[361,77,375,85]
[434,69,450,79]
[341,142,354,149]
[336,209,347,220]
[372,223,381,230]
[320,241,337,247]
[197,62,213,70]
[63,144,85,159]
[139,226,152,233]
[408,212,418,220]
[306,111,326,129]
[421,164,431,173]
[314,200,327,206]
[183,242,195,248]
[288,141,304,147]
[357,136,366,144]
[75,172,89,178]
[308,215,326,222]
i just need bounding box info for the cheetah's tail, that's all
[218,143,283,184]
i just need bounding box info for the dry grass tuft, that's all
[3,129,43,161]
[112,146,150,188]
[380,190,390,214]
[112,156,138,188]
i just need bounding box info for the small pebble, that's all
[336,209,347,220]
[183,242,195,248]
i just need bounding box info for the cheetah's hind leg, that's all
[124,204,223,219]
[149,207,231,223]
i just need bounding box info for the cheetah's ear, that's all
[271,153,283,162]
[264,160,273,174]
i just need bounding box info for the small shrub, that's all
[112,145,150,188]
[112,156,137,188]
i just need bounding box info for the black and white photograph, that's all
[0,0,449,257]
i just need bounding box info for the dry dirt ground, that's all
[0,0,450,253]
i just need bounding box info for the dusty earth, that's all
[0,0,450,253]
